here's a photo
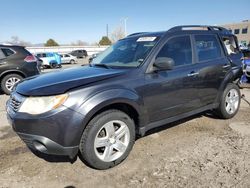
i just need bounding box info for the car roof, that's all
[126,31,166,39]
[125,25,234,40]
[0,44,25,48]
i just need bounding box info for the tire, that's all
[70,60,75,64]
[50,62,57,69]
[79,110,135,170]
[1,74,23,95]
[215,83,241,119]
[247,76,250,83]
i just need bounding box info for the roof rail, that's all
[127,32,147,37]
[168,25,231,34]
[0,43,14,46]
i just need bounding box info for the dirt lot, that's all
[0,65,250,187]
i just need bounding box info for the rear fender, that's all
[215,71,235,104]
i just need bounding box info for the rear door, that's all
[192,34,229,105]
[0,49,7,70]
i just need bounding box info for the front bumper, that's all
[17,132,78,158]
[6,102,84,158]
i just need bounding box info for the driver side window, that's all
[156,36,192,67]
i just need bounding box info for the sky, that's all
[0,0,249,45]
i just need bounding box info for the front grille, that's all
[8,92,25,113]
[9,97,21,112]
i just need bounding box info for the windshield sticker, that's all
[137,37,157,42]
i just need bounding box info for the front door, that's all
[143,35,201,123]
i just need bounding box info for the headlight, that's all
[18,94,68,115]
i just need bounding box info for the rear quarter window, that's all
[194,35,222,62]
[0,49,6,59]
[2,48,15,57]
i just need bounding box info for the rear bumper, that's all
[17,132,78,158]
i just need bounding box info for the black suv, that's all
[70,49,88,58]
[0,44,40,94]
[6,26,243,169]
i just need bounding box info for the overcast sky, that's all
[1,0,249,44]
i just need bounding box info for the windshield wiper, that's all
[92,64,110,69]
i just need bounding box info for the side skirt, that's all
[139,103,219,136]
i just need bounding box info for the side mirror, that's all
[154,57,174,71]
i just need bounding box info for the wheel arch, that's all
[78,89,145,136]
[0,70,26,82]
[215,71,238,104]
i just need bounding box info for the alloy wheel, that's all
[225,88,239,114]
[5,77,21,91]
[94,120,130,162]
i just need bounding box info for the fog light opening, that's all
[33,141,47,153]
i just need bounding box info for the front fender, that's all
[77,88,144,129]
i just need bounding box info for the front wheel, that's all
[215,83,241,119]
[79,110,135,169]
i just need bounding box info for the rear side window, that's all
[0,49,6,59]
[194,35,222,62]
[156,36,192,66]
[222,36,239,55]
[2,48,15,57]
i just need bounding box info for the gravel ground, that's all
[0,65,250,187]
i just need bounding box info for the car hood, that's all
[16,66,127,96]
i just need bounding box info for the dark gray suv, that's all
[0,44,40,94]
[6,26,243,169]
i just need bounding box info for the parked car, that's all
[60,53,77,64]
[0,44,40,94]
[6,25,243,170]
[70,49,88,58]
[242,49,250,81]
[36,52,62,68]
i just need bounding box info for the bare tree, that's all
[110,26,125,43]
[70,40,89,46]
[7,36,32,46]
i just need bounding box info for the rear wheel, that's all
[79,110,135,169]
[70,60,75,64]
[1,74,23,95]
[50,62,57,69]
[215,83,240,119]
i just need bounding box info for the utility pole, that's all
[121,17,128,36]
[106,24,109,38]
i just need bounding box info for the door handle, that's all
[187,72,199,77]
[223,64,231,69]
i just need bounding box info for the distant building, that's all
[221,20,250,47]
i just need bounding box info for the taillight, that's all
[24,55,37,63]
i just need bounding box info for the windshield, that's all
[91,37,159,68]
